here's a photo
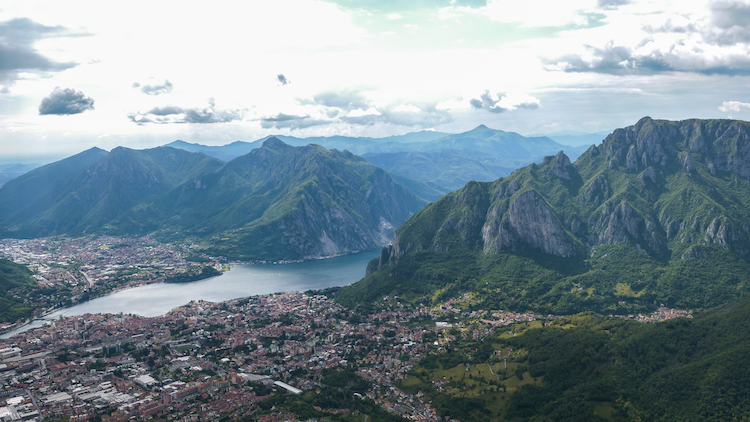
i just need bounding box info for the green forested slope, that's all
[0,146,224,237]
[0,139,426,261]
[0,259,38,322]
[503,297,750,421]
[125,138,425,260]
[339,118,750,313]
[398,296,750,421]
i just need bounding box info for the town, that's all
[0,236,225,333]
[0,237,694,421]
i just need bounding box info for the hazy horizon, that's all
[2,0,749,158]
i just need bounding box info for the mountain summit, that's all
[339,118,750,314]
[0,139,425,260]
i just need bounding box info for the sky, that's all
[1,0,750,160]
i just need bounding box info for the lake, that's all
[1,249,379,338]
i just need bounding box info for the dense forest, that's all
[0,259,39,323]
[396,295,750,421]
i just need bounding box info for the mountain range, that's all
[0,138,425,260]
[338,117,750,314]
[167,126,592,193]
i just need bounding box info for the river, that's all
[1,249,380,338]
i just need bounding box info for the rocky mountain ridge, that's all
[344,117,750,314]
[376,117,750,267]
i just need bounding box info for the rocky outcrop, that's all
[543,151,575,180]
[601,117,679,172]
[590,199,669,258]
[482,190,580,257]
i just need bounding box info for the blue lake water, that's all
[2,249,379,337]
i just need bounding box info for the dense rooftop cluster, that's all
[0,286,694,421]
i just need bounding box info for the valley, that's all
[1,117,750,421]
[3,1,748,420]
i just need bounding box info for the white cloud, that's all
[387,13,403,20]
[719,101,750,112]
[541,0,750,76]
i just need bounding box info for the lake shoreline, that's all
[1,249,379,339]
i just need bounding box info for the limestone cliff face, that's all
[482,190,579,258]
[376,117,750,268]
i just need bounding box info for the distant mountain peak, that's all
[469,124,492,132]
[262,136,290,150]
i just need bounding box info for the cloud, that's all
[440,0,597,28]
[597,0,629,10]
[298,90,453,128]
[719,101,750,112]
[546,44,669,75]
[0,18,80,91]
[147,105,185,116]
[138,80,173,95]
[302,89,370,110]
[470,90,540,113]
[128,99,244,124]
[38,87,94,115]
[545,42,750,76]
[340,104,453,127]
[470,91,508,113]
[546,2,750,77]
[708,1,750,45]
[260,113,330,130]
[327,0,487,13]
[277,74,290,85]
[643,2,750,47]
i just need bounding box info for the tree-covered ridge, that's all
[0,139,426,261]
[391,295,750,421]
[0,259,38,323]
[339,117,750,313]
[502,296,750,421]
[0,146,225,237]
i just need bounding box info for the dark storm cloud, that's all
[139,80,173,95]
[277,74,290,85]
[0,18,80,90]
[38,87,94,115]
[304,89,370,110]
[128,99,244,125]
[546,43,750,76]
[260,113,330,130]
[470,91,507,113]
